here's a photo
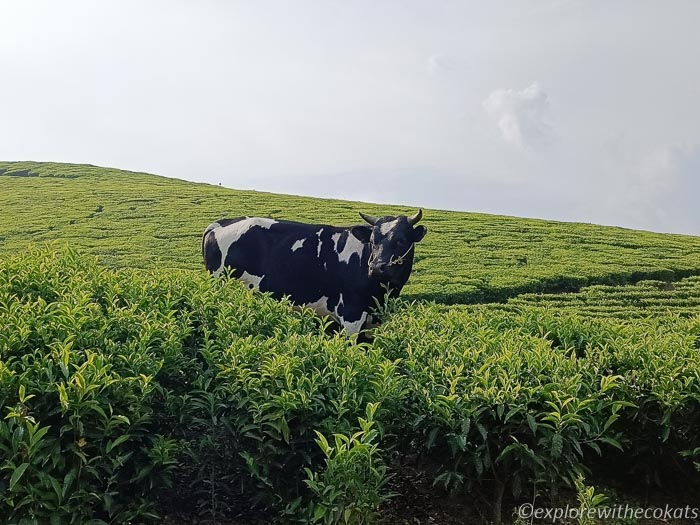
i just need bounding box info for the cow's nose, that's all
[372,262,388,275]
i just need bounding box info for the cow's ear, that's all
[350,226,372,243]
[412,225,427,242]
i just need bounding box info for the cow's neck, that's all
[371,254,415,302]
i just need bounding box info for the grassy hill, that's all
[1,161,700,524]
[2,161,700,304]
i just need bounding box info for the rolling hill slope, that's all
[2,160,700,304]
[2,161,700,523]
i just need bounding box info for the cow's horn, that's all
[359,211,379,225]
[408,209,423,225]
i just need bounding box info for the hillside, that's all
[2,161,700,304]
[2,161,700,523]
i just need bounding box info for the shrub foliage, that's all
[1,246,699,523]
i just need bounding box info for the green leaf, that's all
[313,505,327,521]
[599,436,624,452]
[661,425,671,442]
[314,430,332,458]
[476,423,487,440]
[427,427,440,450]
[29,425,50,452]
[62,470,76,498]
[49,475,62,504]
[551,433,563,458]
[527,414,537,435]
[603,413,619,432]
[106,434,131,453]
[10,463,29,491]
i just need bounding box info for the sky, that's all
[1,1,698,235]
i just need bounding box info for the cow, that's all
[201,210,427,335]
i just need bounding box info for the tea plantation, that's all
[508,276,700,319]
[3,161,700,304]
[1,162,699,524]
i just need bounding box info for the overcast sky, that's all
[1,1,698,235]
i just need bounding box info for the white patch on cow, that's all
[239,271,264,291]
[339,311,368,335]
[212,217,278,276]
[336,232,365,264]
[331,232,341,249]
[204,221,221,234]
[291,239,305,252]
[380,219,399,235]
[304,293,366,335]
[316,228,324,257]
[330,294,364,334]
[304,296,332,317]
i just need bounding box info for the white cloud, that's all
[427,54,455,75]
[483,82,550,150]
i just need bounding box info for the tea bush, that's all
[373,304,700,521]
[286,403,392,525]
[509,277,700,319]
[1,246,699,524]
[0,246,400,523]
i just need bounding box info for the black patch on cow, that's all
[202,233,222,273]
[350,226,372,243]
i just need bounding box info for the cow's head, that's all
[351,209,427,282]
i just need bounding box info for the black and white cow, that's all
[201,210,427,334]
